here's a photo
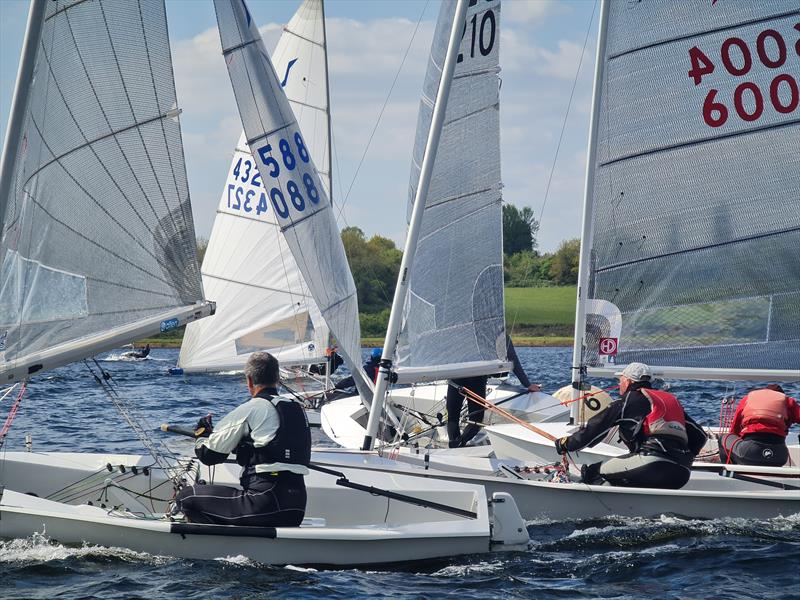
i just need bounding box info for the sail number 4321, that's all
[688,23,800,127]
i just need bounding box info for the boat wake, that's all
[0,532,169,566]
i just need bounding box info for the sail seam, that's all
[319,291,357,316]
[201,272,314,298]
[34,46,162,264]
[607,9,800,61]
[22,110,182,198]
[596,225,800,273]
[222,37,260,57]
[599,117,800,168]
[624,337,800,353]
[45,0,93,21]
[215,209,279,227]
[245,122,295,147]
[284,28,324,49]
[279,205,329,232]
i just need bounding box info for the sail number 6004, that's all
[688,23,800,127]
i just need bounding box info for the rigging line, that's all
[510,0,596,334]
[335,0,430,223]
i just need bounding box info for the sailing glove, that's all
[195,414,213,437]
[554,436,570,455]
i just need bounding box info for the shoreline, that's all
[136,336,573,349]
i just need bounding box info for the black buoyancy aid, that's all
[239,397,311,467]
[641,388,688,443]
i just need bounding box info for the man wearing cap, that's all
[554,362,707,489]
[718,384,800,466]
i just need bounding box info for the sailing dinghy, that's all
[320,0,573,454]
[483,0,800,480]
[311,0,800,520]
[0,0,529,566]
[176,0,335,381]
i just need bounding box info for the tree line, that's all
[194,203,580,336]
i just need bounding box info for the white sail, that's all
[0,0,212,383]
[394,0,509,382]
[213,0,371,396]
[178,0,331,373]
[574,0,800,382]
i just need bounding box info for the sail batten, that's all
[579,0,800,376]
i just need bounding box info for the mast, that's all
[361,0,470,451]
[321,0,333,207]
[0,0,47,266]
[570,0,609,425]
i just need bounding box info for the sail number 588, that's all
[256,132,320,218]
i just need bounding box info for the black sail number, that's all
[457,5,497,63]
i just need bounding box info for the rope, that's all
[0,383,26,451]
[451,382,557,441]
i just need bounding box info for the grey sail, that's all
[395,0,509,381]
[213,0,371,397]
[0,0,212,383]
[581,1,800,377]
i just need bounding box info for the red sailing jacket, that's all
[730,389,800,438]
[641,388,688,443]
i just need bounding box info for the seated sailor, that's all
[719,384,800,467]
[174,351,311,526]
[554,362,707,489]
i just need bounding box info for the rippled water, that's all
[2,347,799,599]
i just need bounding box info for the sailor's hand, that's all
[554,436,569,455]
[527,383,541,393]
[194,414,213,437]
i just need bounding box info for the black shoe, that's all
[580,463,604,485]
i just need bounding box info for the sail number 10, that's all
[688,23,800,127]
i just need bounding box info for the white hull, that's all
[485,422,800,480]
[321,382,569,449]
[310,449,800,521]
[0,451,528,566]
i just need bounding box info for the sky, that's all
[0,0,598,252]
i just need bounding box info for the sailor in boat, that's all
[554,362,707,489]
[448,337,542,448]
[174,352,311,526]
[333,347,383,391]
[308,345,345,377]
[718,384,800,467]
[121,343,150,359]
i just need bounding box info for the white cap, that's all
[615,362,651,382]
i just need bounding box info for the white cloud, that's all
[168,6,595,253]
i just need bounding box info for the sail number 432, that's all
[688,23,800,127]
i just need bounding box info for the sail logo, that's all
[281,58,298,88]
[160,318,180,333]
[599,338,618,356]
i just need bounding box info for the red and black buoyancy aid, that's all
[641,388,688,443]
[740,389,790,437]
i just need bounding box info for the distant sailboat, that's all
[177,0,335,375]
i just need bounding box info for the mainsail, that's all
[178,0,332,373]
[213,0,370,394]
[394,0,509,382]
[0,0,212,383]
[577,0,800,380]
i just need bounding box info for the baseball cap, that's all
[371,348,383,360]
[615,362,651,382]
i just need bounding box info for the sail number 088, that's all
[256,132,320,218]
[688,24,800,127]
